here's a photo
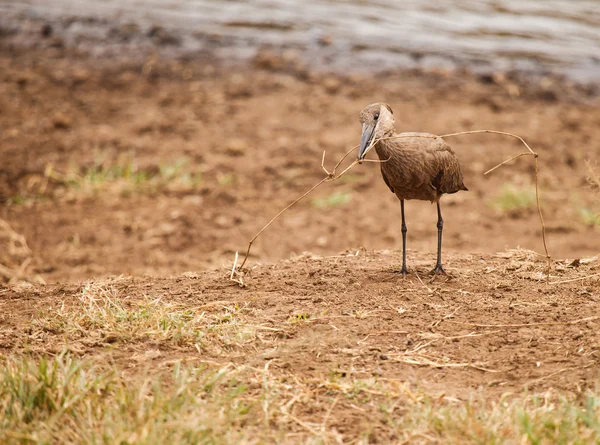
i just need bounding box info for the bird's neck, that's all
[374,130,396,159]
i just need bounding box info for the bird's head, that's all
[357,103,394,162]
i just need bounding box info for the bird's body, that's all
[357,103,468,275]
[375,132,468,203]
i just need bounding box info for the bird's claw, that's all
[394,266,409,279]
[429,264,446,276]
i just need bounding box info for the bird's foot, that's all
[429,264,446,276]
[393,266,409,278]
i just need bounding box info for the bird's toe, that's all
[393,266,409,278]
[429,264,447,276]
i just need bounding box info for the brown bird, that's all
[357,103,468,275]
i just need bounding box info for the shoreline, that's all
[1,9,599,99]
[1,12,599,283]
[1,8,600,441]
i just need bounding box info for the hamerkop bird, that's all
[357,103,468,275]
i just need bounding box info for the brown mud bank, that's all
[2,250,599,442]
[2,1,600,84]
[2,250,599,408]
[1,27,600,284]
[1,23,599,442]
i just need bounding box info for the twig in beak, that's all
[359,137,379,162]
[360,157,391,164]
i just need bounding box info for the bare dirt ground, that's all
[4,250,600,395]
[1,250,599,442]
[1,34,600,283]
[1,19,600,443]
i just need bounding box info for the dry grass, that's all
[581,161,600,227]
[32,281,261,353]
[587,161,600,192]
[3,257,600,444]
[0,353,256,444]
[1,351,599,444]
[0,218,44,285]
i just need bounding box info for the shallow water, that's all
[2,0,600,81]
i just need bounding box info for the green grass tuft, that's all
[580,208,600,227]
[490,185,536,214]
[33,282,257,351]
[311,191,352,209]
[216,172,236,186]
[0,353,256,444]
[2,353,600,444]
[43,154,203,197]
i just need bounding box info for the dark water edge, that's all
[0,6,598,100]
[2,0,600,84]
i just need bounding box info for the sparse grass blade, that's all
[3,353,600,444]
[0,354,258,444]
[490,185,536,215]
[9,154,204,203]
[32,281,260,352]
[580,208,600,227]
[311,191,352,209]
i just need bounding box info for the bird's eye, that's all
[374,112,379,120]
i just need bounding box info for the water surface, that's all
[2,0,599,81]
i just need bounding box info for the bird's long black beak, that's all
[358,123,376,162]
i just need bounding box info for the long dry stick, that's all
[449,315,600,329]
[441,130,550,278]
[233,129,551,284]
[549,272,600,285]
[234,136,402,278]
[384,129,551,279]
[236,145,362,273]
[524,363,595,387]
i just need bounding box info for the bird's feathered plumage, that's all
[375,132,468,203]
[357,102,467,274]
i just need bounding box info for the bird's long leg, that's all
[431,201,446,275]
[400,199,408,276]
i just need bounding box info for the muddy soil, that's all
[2,250,600,413]
[1,18,599,439]
[1,31,600,284]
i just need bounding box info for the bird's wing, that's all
[380,165,394,193]
[428,138,467,193]
[393,133,446,186]
[395,133,467,193]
